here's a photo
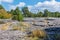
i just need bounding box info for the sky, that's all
[0,0,60,13]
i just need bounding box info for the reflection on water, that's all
[45,27,60,40]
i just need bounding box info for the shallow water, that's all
[45,27,60,40]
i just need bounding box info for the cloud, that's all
[9,5,16,10]
[0,0,13,3]
[17,2,25,7]
[9,2,26,10]
[28,0,60,13]
[28,5,33,11]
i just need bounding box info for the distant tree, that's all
[7,11,10,13]
[0,5,4,9]
[44,9,50,17]
[10,9,15,15]
[30,13,36,17]
[37,11,43,17]
[22,7,31,17]
[12,7,23,21]
[54,12,60,17]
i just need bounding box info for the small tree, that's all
[12,7,23,21]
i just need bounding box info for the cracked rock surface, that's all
[0,30,27,40]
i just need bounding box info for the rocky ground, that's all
[0,18,60,40]
[0,21,28,40]
[0,30,26,40]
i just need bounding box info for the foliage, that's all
[12,7,23,21]
[22,7,34,17]
[0,5,4,9]
[22,7,29,17]
[22,7,60,17]
[43,9,50,17]
[0,9,12,19]
[37,11,43,17]
[0,5,60,19]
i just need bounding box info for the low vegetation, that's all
[27,29,47,40]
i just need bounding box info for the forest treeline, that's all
[0,5,60,21]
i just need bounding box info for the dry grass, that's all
[27,29,46,38]
[20,22,31,27]
[1,22,11,30]
[32,29,46,38]
[12,26,21,30]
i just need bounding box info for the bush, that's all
[0,9,12,19]
[12,14,23,21]
[27,29,46,38]
[32,30,46,38]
